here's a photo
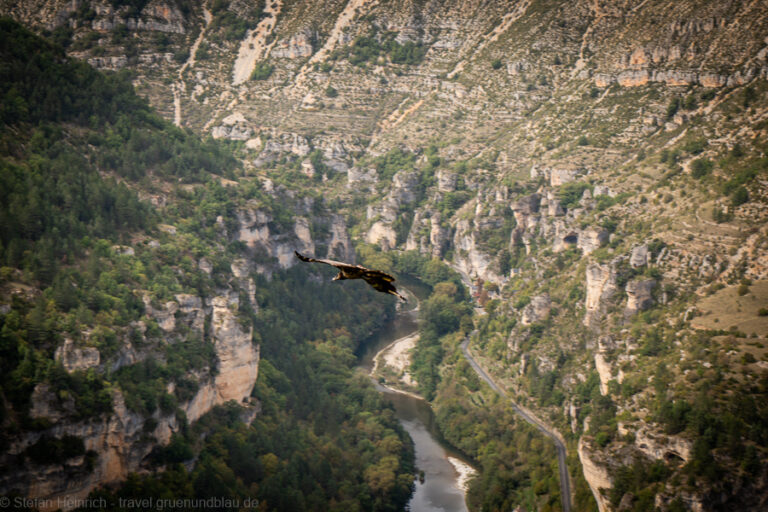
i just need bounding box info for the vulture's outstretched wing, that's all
[361,269,395,283]
[294,251,367,273]
[295,251,406,302]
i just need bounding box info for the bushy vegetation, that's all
[333,32,427,67]
[434,355,563,512]
[1,22,417,512]
[370,147,418,183]
[250,61,274,81]
[0,19,245,437]
[89,265,415,511]
[209,0,265,42]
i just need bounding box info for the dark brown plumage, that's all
[295,251,407,302]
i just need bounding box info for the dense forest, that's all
[0,19,415,511]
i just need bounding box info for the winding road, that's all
[460,335,572,512]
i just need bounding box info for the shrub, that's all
[250,62,274,81]
[666,97,681,119]
[731,186,749,206]
[683,138,706,155]
[690,158,713,179]
[491,58,502,70]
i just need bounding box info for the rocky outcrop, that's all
[236,206,323,270]
[54,339,100,372]
[578,228,610,256]
[6,287,261,511]
[625,279,656,316]
[436,169,457,192]
[364,170,419,250]
[142,295,178,332]
[453,218,505,286]
[578,438,613,512]
[511,193,541,217]
[175,293,205,332]
[520,294,551,325]
[209,295,259,406]
[594,353,614,396]
[630,244,649,268]
[230,260,257,310]
[530,164,580,187]
[254,133,311,165]
[9,390,160,512]
[271,29,314,59]
[429,214,451,258]
[365,221,398,250]
[327,214,354,261]
[91,2,187,34]
[584,263,618,328]
[319,140,351,173]
[348,167,378,187]
[633,426,692,464]
[595,66,768,89]
[211,112,253,140]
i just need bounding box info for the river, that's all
[357,284,474,512]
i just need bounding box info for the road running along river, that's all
[460,335,572,512]
[447,263,572,512]
[357,285,475,512]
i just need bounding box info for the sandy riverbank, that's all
[375,332,418,386]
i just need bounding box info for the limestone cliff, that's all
[4,0,768,509]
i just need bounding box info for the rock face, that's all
[550,168,579,186]
[594,353,614,395]
[3,289,261,511]
[175,293,205,331]
[210,295,259,406]
[453,217,505,285]
[630,244,649,268]
[578,228,610,256]
[625,279,656,316]
[142,295,178,332]
[272,29,314,59]
[327,214,354,261]
[364,170,419,250]
[237,205,349,269]
[254,133,312,165]
[436,169,457,192]
[578,438,613,512]
[520,294,551,325]
[348,167,378,187]
[54,339,100,372]
[584,263,618,328]
[633,426,692,464]
[365,221,398,250]
[211,112,253,140]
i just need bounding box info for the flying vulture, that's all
[295,251,407,302]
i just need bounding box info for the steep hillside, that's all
[3,0,768,510]
[0,18,413,512]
